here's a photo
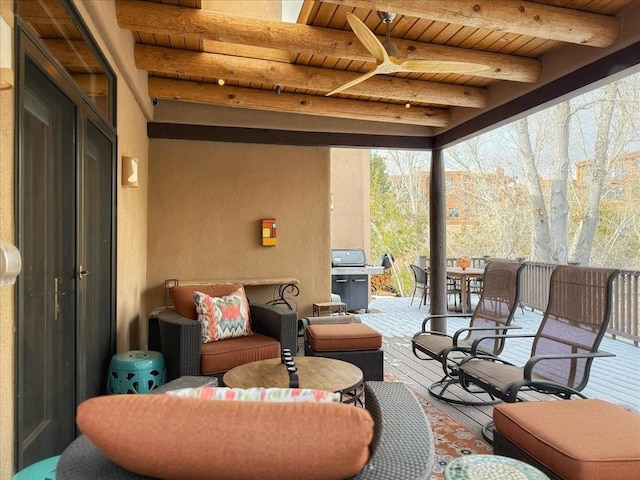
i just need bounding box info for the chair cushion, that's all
[171,283,245,320]
[77,393,374,480]
[194,288,252,343]
[200,333,281,375]
[307,323,382,352]
[494,399,640,480]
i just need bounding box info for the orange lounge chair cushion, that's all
[307,323,382,352]
[494,399,640,480]
[200,333,280,375]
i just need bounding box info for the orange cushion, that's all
[200,333,280,375]
[171,283,245,320]
[494,399,640,480]
[307,323,382,352]
[77,394,374,480]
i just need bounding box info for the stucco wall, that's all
[116,82,149,352]
[0,53,16,480]
[330,148,371,256]
[146,139,332,321]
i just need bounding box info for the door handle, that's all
[54,277,65,317]
[78,265,91,279]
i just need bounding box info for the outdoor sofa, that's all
[56,381,434,480]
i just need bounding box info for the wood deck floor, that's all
[355,295,640,439]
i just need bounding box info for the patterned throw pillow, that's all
[165,386,341,403]
[194,287,252,343]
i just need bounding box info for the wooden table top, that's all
[446,266,484,278]
[222,357,363,394]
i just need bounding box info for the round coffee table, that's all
[222,357,364,404]
[445,454,549,480]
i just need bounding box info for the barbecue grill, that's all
[331,249,385,312]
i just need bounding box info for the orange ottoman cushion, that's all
[307,323,382,352]
[494,399,640,480]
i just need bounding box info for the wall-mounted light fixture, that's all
[122,156,139,188]
[0,6,14,91]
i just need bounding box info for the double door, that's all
[16,46,115,468]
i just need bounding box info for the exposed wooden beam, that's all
[148,77,450,127]
[135,44,488,109]
[327,0,619,47]
[115,0,541,83]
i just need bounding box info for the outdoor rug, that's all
[385,375,492,479]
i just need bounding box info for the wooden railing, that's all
[519,262,640,347]
[446,258,640,346]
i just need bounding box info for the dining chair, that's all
[409,264,430,308]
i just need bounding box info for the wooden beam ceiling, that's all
[108,0,624,128]
[324,0,620,47]
[115,0,542,83]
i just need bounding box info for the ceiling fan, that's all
[326,12,489,97]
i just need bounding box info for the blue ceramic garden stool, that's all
[12,455,60,480]
[107,350,166,394]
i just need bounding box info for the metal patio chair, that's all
[457,265,620,406]
[411,260,526,405]
[409,264,430,308]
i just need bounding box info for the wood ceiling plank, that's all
[148,77,451,127]
[322,0,620,47]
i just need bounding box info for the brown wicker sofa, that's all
[56,381,434,480]
[148,283,298,381]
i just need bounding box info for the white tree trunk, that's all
[570,83,619,264]
[548,102,571,264]
[513,118,552,262]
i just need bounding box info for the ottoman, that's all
[304,323,383,381]
[493,399,640,480]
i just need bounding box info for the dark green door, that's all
[18,57,77,467]
[17,57,115,468]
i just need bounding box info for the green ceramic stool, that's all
[107,350,166,394]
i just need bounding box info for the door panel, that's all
[18,58,76,466]
[76,119,114,403]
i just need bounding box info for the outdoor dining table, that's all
[446,266,484,314]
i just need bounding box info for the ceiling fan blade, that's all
[325,69,379,97]
[346,12,388,64]
[393,58,490,74]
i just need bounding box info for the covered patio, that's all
[4,0,640,476]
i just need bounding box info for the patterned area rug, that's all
[385,376,492,479]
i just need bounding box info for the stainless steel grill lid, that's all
[331,249,367,267]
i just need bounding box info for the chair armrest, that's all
[155,309,202,381]
[470,332,536,356]
[452,325,522,346]
[351,381,434,480]
[523,351,616,380]
[421,313,471,331]
[249,303,298,353]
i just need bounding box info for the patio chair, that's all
[411,260,526,405]
[410,264,430,308]
[457,265,620,407]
